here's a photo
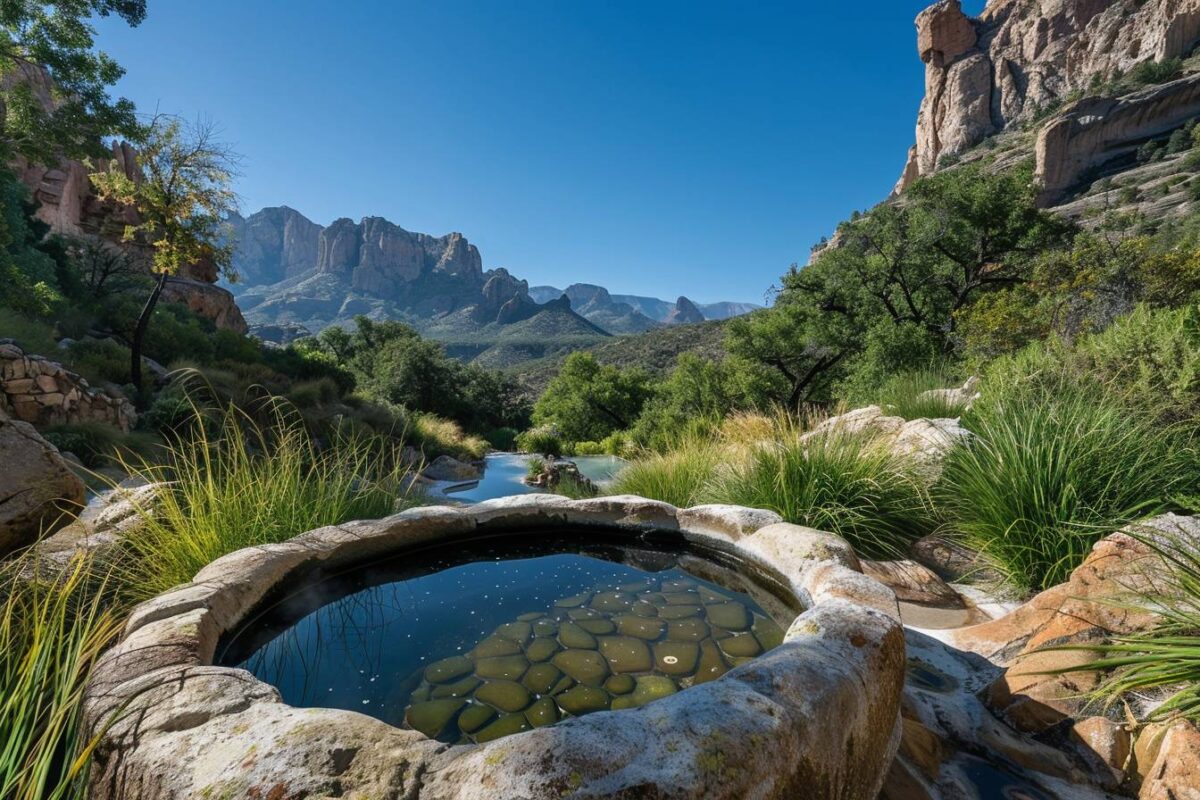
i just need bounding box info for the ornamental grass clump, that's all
[116,398,417,600]
[609,438,722,509]
[710,422,932,559]
[0,555,120,800]
[874,367,969,421]
[937,381,1196,593]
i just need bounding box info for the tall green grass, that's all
[115,400,418,600]
[874,368,969,421]
[0,555,120,800]
[711,424,932,559]
[937,382,1197,593]
[609,440,722,509]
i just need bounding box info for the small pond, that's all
[439,453,624,503]
[218,531,790,745]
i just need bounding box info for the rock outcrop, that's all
[226,206,322,286]
[897,0,1200,197]
[0,341,136,432]
[664,295,705,325]
[0,407,85,555]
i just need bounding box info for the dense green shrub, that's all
[937,380,1197,592]
[0,308,57,355]
[41,423,158,468]
[533,352,651,443]
[61,337,130,387]
[1130,57,1183,86]
[484,426,519,451]
[516,425,564,457]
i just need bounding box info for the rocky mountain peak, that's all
[665,295,704,325]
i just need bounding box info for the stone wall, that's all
[0,341,136,432]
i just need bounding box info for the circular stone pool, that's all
[83,495,907,800]
[217,533,792,744]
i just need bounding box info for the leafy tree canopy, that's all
[533,352,652,442]
[0,0,145,161]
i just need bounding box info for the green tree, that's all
[533,352,651,442]
[728,165,1073,405]
[90,115,239,392]
[0,1,146,161]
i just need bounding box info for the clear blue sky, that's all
[94,1,985,304]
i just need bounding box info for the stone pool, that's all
[217,532,787,744]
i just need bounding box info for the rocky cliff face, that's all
[665,296,705,325]
[898,0,1200,201]
[227,207,321,286]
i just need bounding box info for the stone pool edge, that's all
[82,494,907,800]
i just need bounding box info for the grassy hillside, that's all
[510,317,730,396]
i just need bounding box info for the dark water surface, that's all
[219,532,792,743]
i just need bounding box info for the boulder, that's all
[1137,720,1200,800]
[422,455,483,482]
[0,408,85,554]
[861,559,965,608]
[948,516,1194,732]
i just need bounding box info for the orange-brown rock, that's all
[1137,721,1200,800]
[948,518,1189,733]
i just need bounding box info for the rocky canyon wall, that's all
[898,0,1200,199]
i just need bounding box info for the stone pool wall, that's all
[82,495,906,800]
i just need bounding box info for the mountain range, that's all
[225,207,761,350]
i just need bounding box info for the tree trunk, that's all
[131,271,168,398]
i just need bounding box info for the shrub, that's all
[1130,58,1183,86]
[569,440,606,456]
[608,440,721,509]
[61,337,130,387]
[41,423,159,468]
[409,413,488,461]
[0,555,121,800]
[0,308,58,355]
[937,381,1196,593]
[515,425,564,457]
[711,425,932,559]
[484,426,519,451]
[115,401,418,599]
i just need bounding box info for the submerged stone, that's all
[517,612,544,622]
[661,578,697,592]
[719,633,763,658]
[611,694,637,710]
[605,674,636,695]
[532,618,558,637]
[632,675,678,706]
[662,591,701,606]
[614,615,664,640]
[598,636,654,673]
[405,699,465,738]
[474,712,531,742]
[558,622,598,650]
[522,663,562,695]
[577,618,617,635]
[473,637,522,659]
[706,602,752,631]
[640,592,668,607]
[457,702,496,734]
[431,675,481,699]
[475,680,533,713]
[556,685,611,714]
[550,674,575,695]
[693,639,728,685]
[654,641,700,675]
[567,608,601,620]
[630,600,660,617]
[752,615,785,650]
[658,604,703,620]
[475,655,529,681]
[554,592,592,608]
[553,649,610,686]
[665,619,710,642]
[590,591,636,612]
[525,696,561,727]
[424,656,473,684]
[495,621,533,646]
[525,636,561,663]
[698,586,729,604]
